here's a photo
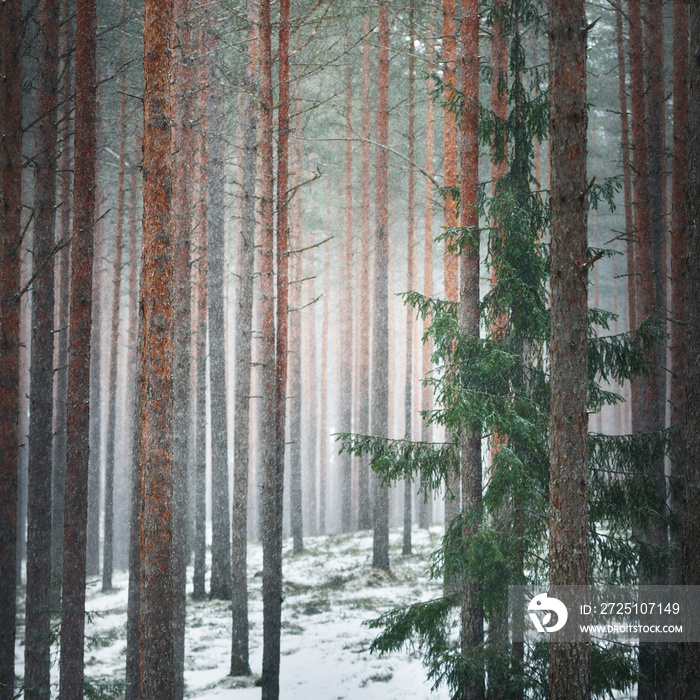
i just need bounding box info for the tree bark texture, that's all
[442,0,461,540]
[204,9,232,601]
[548,2,590,698]
[0,1,23,695]
[59,0,97,693]
[50,0,74,609]
[25,0,59,692]
[138,0,175,693]
[260,0,286,695]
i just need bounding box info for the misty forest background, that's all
[1,0,700,698]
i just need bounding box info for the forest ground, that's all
[15,526,451,699]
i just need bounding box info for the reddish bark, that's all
[59,0,97,694]
[0,1,23,694]
[138,0,175,693]
[319,232,331,534]
[442,0,460,537]
[548,1,590,697]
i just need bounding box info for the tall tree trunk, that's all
[628,0,652,432]
[50,0,74,609]
[357,12,373,531]
[205,7,232,601]
[442,0,461,549]
[615,1,635,340]
[301,193,318,537]
[403,7,416,558]
[680,11,700,697]
[319,229,331,534]
[138,0,175,691]
[548,1,590,698]
[459,1,483,697]
[670,0,688,585]
[59,0,97,692]
[420,14,436,531]
[372,0,390,572]
[289,145,304,554]
[86,216,102,577]
[260,0,287,694]
[25,0,59,692]
[192,132,208,601]
[338,52,355,533]
[231,0,258,676]
[171,0,195,690]
[0,0,23,694]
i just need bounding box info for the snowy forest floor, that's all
[15,527,451,699]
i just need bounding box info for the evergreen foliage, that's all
[337,0,675,696]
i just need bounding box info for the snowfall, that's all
[15,527,452,699]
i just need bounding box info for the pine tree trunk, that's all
[25,0,59,692]
[548,1,590,697]
[680,10,700,694]
[50,1,74,609]
[402,7,416,559]
[420,14,436,531]
[372,0,391,572]
[192,154,208,601]
[289,153,304,554]
[442,0,461,550]
[357,12,373,531]
[59,0,97,692]
[0,0,23,694]
[205,11,232,601]
[339,54,355,533]
[231,0,258,675]
[459,1,483,696]
[86,219,102,577]
[260,0,286,694]
[138,0,176,691]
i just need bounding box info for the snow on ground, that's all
[16,526,451,699]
